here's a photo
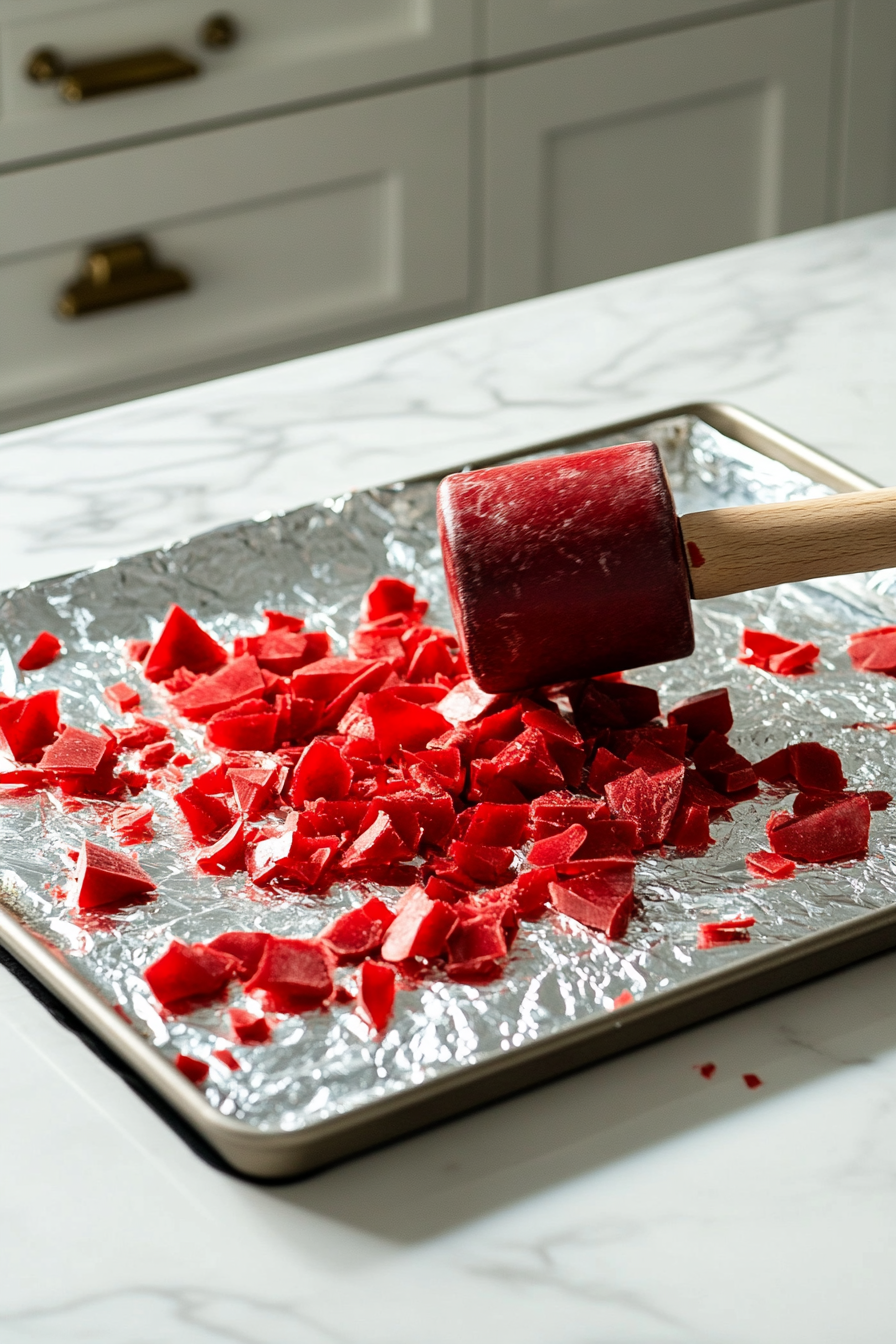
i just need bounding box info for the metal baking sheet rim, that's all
[0,401,882,1181]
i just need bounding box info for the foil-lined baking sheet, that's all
[2,414,896,1137]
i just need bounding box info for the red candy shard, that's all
[0,689,60,762]
[697,1062,716,1079]
[18,631,63,671]
[527,823,587,867]
[366,689,451,759]
[753,747,794,784]
[362,576,425,623]
[342,811,412,869]
[788,741,847,793]
[170,654,266,721]
[139,740,174,770]
[356,959,396,1030]
[289,656,372,702]
[175,784,233,840]
[697,915,754,947]
[381,886,458,961]
[41,726,107,775]
[229,1006,272,1044]
[446,911,508,980]
[247,628,330,676]
[321,897,396,963]
[212,1048,240,1071]
[667,687,733,740]
[463,801,529,847]
[73,839,156,910]
[116,715,168,749]
[605,764,684,846]
[229,765,280,816]
[743,1073,763,1089]
[205,698,277,752]
[125,638,151,663]
[208,930,270,980]
[587,747,632,795]
[745,850,796,880]
[196,818,246,874]
[110,802,154,845]
[103,681,141,714]
[767,641,820,675]
[549,874,634,939]
[263,609,305,633]
[668,803,711,852]
[249,830,339,888]
[487,727,565,798]
[574,679,661,735]
[143,605,228,683]
[739,628,804,670]
[766,794,871,862]
[449,839,514,885]
[848,625,896,675]
[145,939,238,1006]
[613,989,634,1009]
[244,937,334,1010]
[436,679,509,727]
[175,1054,209,1084]
[289,738,352,805]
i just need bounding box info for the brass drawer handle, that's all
[57,237,191,317]
[25,16,237,102]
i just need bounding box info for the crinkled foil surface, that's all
[3,416,896,1136]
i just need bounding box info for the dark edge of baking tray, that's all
[0,402,881,1181]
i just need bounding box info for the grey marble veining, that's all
[3,212,896,1341]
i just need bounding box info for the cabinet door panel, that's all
[838,0,896,219]
[0,0,474,168]
[482,4,834,306]
[0,81,470,416]
[485,0,766,59]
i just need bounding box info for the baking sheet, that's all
[3,410,896,1171]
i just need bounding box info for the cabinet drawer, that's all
[482,3,834,306]
[484,0,784,59]
[0,0,474,168]
[0,80,470,416]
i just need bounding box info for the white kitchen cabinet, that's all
[483,0,778,60]
[0,80,470,418]
[480,3,836,307]
[0,0,475,168]
[838,0,896,220]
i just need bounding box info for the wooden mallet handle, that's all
[679,488,896,600]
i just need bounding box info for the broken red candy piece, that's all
[697,1062,716,1079]
[145,938,238,1006]
[138,740,174,770]
[487,727,565,798]
[356,959,397,1030]
[613,989,634,1009]
[527,823,587,867]
[462,801,529,847]
[18,631,63,671]
[574,679,660,735]
[207,930,270,980]
[745,850,796,880]
[289,656,373,703]
[574,818,641,857]
[667,687,733,740]
[446,912,507,980]
[361,576,426,623]
[175,1054,209,1084]
[766,794,871,862]
[175,784,233,840]
[503,867,554,917]
[435,679,510,727]
[319,658,393,731]
[249,830,339,888]
[690,731,757,794]
[789,741,847,793]
[449,839,514,885]
[406,636,456,683]
[743,1073,763,1089]
[73,840,156,910]
[124,638,151,663]
[401,745,465,795]
[244,937,334,1011]
[738,628,806,671]
[263,609,305,633]
[863,790,892,811]
[289,738,353,805]
[170,654,266,722]
[196,819,246,875]
[605,763,684,846]
[753,747,794,784]
[321,897,396,963]
[586,747,632,795]
[342,812,412,869]
[103,681,141,714]
[767,641,820,675]
[625,740,683,776]
[205,699,278,752]
[41,726,107,775]
[667,803,711,852]
[381,886,458,961]
[697,915,755,948]
[228,1006,271,1044]
[549,875,634,939]
[366,689,451,759]
[116,715,169,749]
[848,626,896,675]
[243,628,330,675]
[143,605,228,683]
[228,765,281,817]
[0,690,60,762]
[212,1048,240,1071]
[110,802,154,845]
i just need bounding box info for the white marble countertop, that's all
[3,211,896,1342]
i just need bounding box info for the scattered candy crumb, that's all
[743,1073,763,1089]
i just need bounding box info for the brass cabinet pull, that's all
[57,237,191,317]
[27,45,200,102]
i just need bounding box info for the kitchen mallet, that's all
[436,440,896,693]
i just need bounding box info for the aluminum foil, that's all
[3,415,896,1136]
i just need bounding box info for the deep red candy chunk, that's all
[463,801,529,847]
[407,636,456,683]
[848,625,896,675]
[103,681,141,714]
[143,604,228,683]
[244,937,334,1010]
[381,886,458,961]
[362,576,426,623]
[229,765,281,816]
[366,689,451,759]
[667,688,733,740]
[358,797,422,851]
[574,679,660,735]
[125,638,151,664]
[586,747,632,795]
[446,912,508,980]
[549,872,634,939]
[342,812,412,869]
[289,738,353,805]
[489,727,565,797]
[605,764,684,846]
[196,819,246,874]
[175,784,233,840]
[356,959,396,1030]
[263,609,305,633]
[697,916,755,948]
[0,690,60,762]
[229,1006,271,1043]
[745,850,796,880]
[110,801,154,845]
[321,897,396,963]
[435,679,509,727]
[767,641,820,675]
[527,823,587,867]
[449,840,514,885]
[788,742,847,793]
[139,740,175,771]
[753,747,794,784]
[207,930,270,980]
[668,803,711,852]
[170,654,266,721]
[767,795,871,862]
[205,699,277,752]
[212,1048,240,1071]
[41,726,107,775]
[175,1054,209,1084]
[739,628,805,671]
[251,629,329,675]
[145,938,238,1006]
[74,839,156,910]
[116,715,169,750]
[18,631,63,671]
[401,745,465,795]
[249,830,339,887]
[290,657,375,702]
